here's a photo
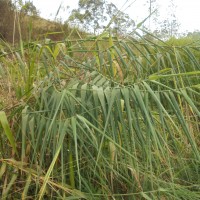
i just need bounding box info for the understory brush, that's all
[0,32,200,199]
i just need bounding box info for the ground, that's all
[0,79,18,110]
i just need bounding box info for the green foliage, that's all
[0,111,18,155]
[20,1,39,16]
[0,31,200,199]
[68,0,135,34]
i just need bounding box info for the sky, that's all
[30,0,200,33]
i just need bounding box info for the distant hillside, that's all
[0,0,86,43]
[23,15,71,40]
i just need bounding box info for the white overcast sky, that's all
[30,0,200,33]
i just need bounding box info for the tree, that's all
[69,0,106,33]
[145,0,159,30]
[167,0,180,37]
[105,3,135,35]
[68,0,135,35]
[20,1,39,16]
[151,0,180,40]
[186,31,200,39]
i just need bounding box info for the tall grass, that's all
[0,31,200,199]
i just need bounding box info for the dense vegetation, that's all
[0,30,200,199]
[0,0,200,199]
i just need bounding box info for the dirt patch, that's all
[0,79,18,110]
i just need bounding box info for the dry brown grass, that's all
[0,79,18,110]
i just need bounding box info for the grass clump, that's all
[0,31,200,199]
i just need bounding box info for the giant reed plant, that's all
[0,32,200,199]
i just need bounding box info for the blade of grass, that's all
[0,111,18,155]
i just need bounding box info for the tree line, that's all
[1,0,200,42]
